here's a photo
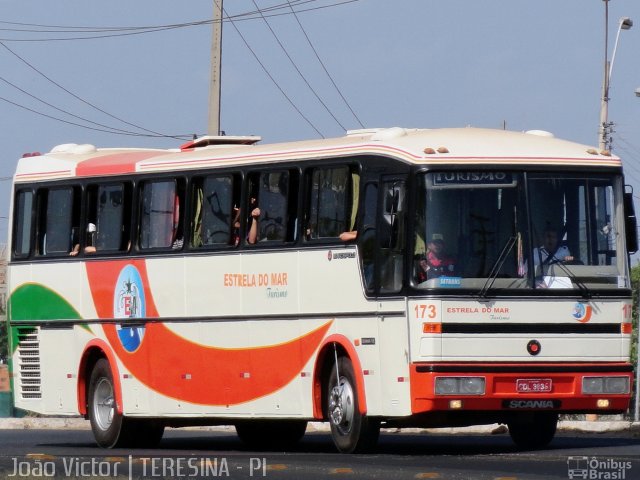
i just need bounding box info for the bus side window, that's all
[247,170,297,244]
[139,179,184,250]
[87,183,131,253]
[36,186,80,256]
[304,166,353,241]
[12,190,34,258]
[379,180,406,293]
[360,182,378,292]
[191,174,239,248]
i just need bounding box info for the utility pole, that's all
[599,0,610,151]
[208,0,223,136]
[599,0,633,151]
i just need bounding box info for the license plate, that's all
[516,379,552,393]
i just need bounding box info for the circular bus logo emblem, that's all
[572,303,592,323]
[113,265,146,352]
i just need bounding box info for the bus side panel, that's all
[39,327,84,414]
[298,247,373,314]
[9,262,85,415]
[377,309,411,416]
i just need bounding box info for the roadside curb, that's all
[1,418,638,434]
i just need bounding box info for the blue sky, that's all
[1,0,639,245]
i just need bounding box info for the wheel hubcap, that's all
[93,378,115,431]
[329,376,354,435]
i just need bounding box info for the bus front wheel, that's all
[508,412,558,450]
[326,357,379,453]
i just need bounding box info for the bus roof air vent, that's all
[370,127,408,141]
[525,130,555,138]
[180,135,261,151]
[346,128,385,137]
[50,143,97,154]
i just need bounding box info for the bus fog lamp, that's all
[435,377,485,395]
[449,400,463,409]
[597,399,610,408]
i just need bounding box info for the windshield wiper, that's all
[478,235,517,299]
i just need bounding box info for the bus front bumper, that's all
[409,362,633,414]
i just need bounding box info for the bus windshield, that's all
[414,171,627,291]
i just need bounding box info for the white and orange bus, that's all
[6,127,637,452]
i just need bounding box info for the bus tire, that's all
[88,358,130,448]
[508,412,558,450]
[235,420,307,449]
[326,357,380,453]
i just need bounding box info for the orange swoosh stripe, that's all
[86,260,331,405]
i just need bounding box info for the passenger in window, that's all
[69,227,80,256]
[533,227,573,267]
[247,196,261,244]
[171,237,184,249]
[416,236,456,281]
[230,205,241,246]
[339,230,357,241]
[171,193,184,250]
[69,223,97,255]
[85,223,97,254]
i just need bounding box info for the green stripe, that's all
[8,283,82,321]
[8,283,92,354]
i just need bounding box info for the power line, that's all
[0,75,162,137]
[0,1,311,31]
[0,0,310,33]
[285,0,364,128]
[0,41,188,140]
[0,95,190,138]
[615,136,640,181]
[252,0,347,131]
[0,1,362,42]
[224,7,325,138]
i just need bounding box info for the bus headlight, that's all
[435,377,485,395]
[582,376,629,394]
[435,377,458,395]
[460,377,485,395]
[605,377,630,394]
[582,377,604,394]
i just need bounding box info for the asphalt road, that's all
[0,428,638,480]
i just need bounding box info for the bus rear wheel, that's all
[88,359,165,448]
[235,420,307,449]
[88,358,127,448]
[508,412,558,450]
[326,357,379,453]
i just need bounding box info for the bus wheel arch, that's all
[313,335,368,420]
[313,335,378,453]
[78,341,123,417]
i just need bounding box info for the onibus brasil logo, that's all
[567,456,632,479]
[113,265,146,352]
